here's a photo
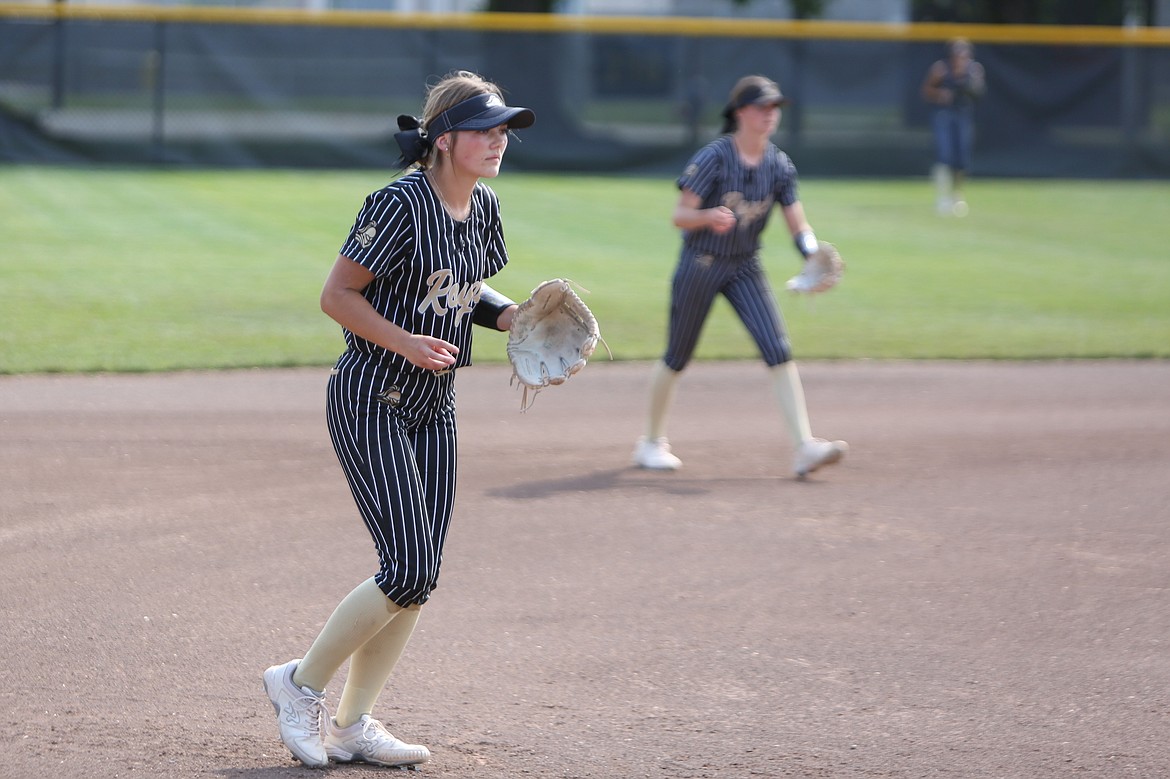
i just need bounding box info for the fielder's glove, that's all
[786,242,845,294]
[507,279,604,410]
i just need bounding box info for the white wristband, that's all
[795,231,819,258]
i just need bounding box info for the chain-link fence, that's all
[2,7,1168,176]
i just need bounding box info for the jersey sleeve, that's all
[338,188,414,277]
[773,149,800,208]
[477,184,509,279]
[677,143,722,204]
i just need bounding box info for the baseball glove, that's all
[785,242,845,294]
[507,279,604,410]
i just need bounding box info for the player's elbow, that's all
[320,284,345,320]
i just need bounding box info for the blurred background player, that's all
[633,74,847,479]
[922,38,986,216]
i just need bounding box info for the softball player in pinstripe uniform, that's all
[633,74,847,479]
[263,71,534,769]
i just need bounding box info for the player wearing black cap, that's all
[633,74,847,479]
[263,70,534,768]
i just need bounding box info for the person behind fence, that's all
[261,70,534,769]
[632,74,848,480]
[921,38,986,216]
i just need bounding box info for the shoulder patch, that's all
[356,222,378,248]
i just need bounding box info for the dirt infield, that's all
[2,360,1168,779]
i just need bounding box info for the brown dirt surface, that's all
[2,360,1168,779]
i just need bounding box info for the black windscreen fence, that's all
[1,11,1167,177]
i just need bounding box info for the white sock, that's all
[295,577,402,693]
[335,605,421,729]
[932,163,953,207]
[770,362,812,448]
[645,360,681,441]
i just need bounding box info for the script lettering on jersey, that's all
[722,192,773,230]
[417,269,483,320]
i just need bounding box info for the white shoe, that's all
[633,436,682,470]
[325,714,431,767]
[794,438,848,478]
[263,659,329,768]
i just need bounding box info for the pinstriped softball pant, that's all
[663,248,793,372]
[326,352,459,608]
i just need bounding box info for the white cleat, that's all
[325,714,431,767]
[794,438,848,478]
[632,436,682,470]
[263,659,329,768]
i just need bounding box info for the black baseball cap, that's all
[722,77,790,121]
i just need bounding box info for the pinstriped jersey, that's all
[937,62,979,113]
[338,170,508,372]
[677,135,800,258]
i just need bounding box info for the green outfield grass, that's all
[1,165,1167,374]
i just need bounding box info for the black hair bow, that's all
[394,115,431,167]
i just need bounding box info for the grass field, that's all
[1,165,1168,374]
